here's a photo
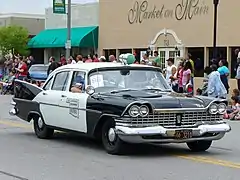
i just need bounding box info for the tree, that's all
[0,25,30,56]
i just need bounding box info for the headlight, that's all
[139,105,149,117]
[218,103,227,114]
[209,103,218,114]
[128,105,140,117]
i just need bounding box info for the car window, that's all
[43,76,53,90]
[52,71,70,91]
[69,71,86,93]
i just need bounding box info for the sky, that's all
[0,0,97,14]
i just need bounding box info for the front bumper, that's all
[115,123,231,144]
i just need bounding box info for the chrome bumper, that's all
[115,123,231,144]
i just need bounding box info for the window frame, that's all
[51,70,71,91]
[69,70,87,93]
[42,76,53,90]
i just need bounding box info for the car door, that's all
[36,71,71,128]
[58,71,89,133]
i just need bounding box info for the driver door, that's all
[57,71,89,133]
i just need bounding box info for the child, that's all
[224,96,240,120]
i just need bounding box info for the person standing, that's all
[109,55,117,62]
[186,53,194,89]
[235,49,240,90]
[182,61,192,93]
[85,55,93,63]
[15,57,28,80]
[218,59,230,94]
[152,51,161,67]
[165,58,177,91]
[47,57,59,75]
[207,64,227,98]
[93,54,100,62]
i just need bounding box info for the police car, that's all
[9,62,231,155]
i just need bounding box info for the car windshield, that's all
[88,68,171,93]
[29,65,48,72]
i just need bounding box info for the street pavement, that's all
[0,95,239,180]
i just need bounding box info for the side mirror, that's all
[85,85,95,95]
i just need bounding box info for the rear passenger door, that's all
[38,71,71,128]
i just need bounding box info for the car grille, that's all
[115,112,222,128]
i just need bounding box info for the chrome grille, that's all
[116,112,222,128]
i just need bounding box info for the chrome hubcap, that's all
[38,117,43,129]
[108,128,116,142]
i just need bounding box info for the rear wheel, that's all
[187,140,212,152]
[33,115,54,139]
[101,119,128,155]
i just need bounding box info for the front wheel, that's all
[101,119,128,155]
[33,115,54,139]
[187,140,212,152]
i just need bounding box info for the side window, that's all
[52,71,70,91]
[43,77,53,90]
[69,71,86,93]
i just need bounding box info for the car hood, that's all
[97,90,210,109]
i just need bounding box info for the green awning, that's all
[28,26,98,48]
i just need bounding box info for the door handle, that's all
[61,95,67,98]
[43,92,48,95]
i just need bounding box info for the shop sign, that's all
[53,0,66,14]
[128,0,209,24]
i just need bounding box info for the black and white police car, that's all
[9,62,231,155]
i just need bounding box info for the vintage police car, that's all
[9,62,231,154]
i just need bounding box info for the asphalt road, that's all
[0,95,239,180]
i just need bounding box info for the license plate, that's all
[174,130,193,139]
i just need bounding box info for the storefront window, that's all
[230,47,240,78]
[103,49,116,61]
[208,47,227,66]
[188,47,204,77]
[134,48,148,62]
[159,51,166,70]
[119,49,132,54]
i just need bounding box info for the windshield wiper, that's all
[110,88,137,94]
[141,87,171,92]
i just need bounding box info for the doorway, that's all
[158,48,177,69]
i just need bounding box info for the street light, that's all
[66,0,71,59]
[213,0,219,59]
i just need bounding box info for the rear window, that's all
[30,65,48,71]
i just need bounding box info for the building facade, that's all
[0,13,45,36]
[42,2,99,63]
[98,0,240,90]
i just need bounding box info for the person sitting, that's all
[224,96,240,120]
[0,71,15,94]
[70,75,85,93]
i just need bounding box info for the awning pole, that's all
[92,30,96,54]
[66,0,71,59]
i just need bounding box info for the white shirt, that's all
[71,60,76,64]
[165,64,177,84]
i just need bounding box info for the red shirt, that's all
[93,58,100,62]
[19,63,28,76]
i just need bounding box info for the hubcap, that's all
[108,128,116,142]
[38,117,43,129]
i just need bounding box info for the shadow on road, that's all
[12,131,229,158]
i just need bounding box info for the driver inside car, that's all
[71,75,85,93]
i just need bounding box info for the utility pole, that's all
[66,0,71,59]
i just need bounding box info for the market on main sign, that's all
[128,0,209,24]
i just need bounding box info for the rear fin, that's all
[14,79,43,100]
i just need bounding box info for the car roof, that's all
[56,62,157,71]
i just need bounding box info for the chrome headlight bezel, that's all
[209,103,218,114]
[139,105,149,117]
[128,105,140,117]
[218,103,227,114]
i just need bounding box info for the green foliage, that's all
[0,25,30,56]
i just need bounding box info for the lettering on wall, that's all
[128,0,209,24]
